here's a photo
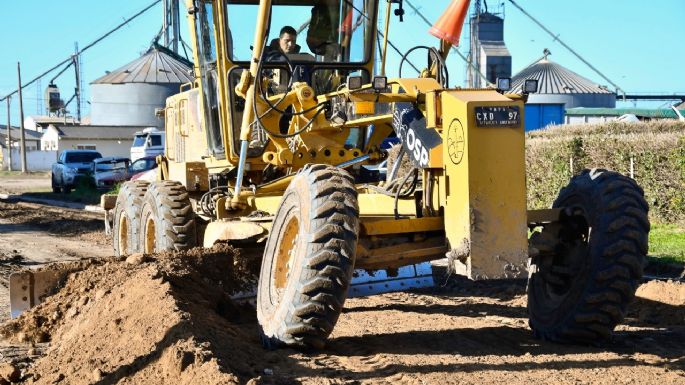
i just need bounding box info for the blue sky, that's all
[1,0,683,125]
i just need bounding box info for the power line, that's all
[507,0,624,97]
[0,0,161,103]
[404,0,493,87]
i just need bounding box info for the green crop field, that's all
[649,223,685,263]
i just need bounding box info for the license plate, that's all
[475,106,521,127]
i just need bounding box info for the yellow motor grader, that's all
[13,0,649,349]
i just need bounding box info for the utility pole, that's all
[17,62,27,173]
[73,42,82,122]
[5,97,11,171]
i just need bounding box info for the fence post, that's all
[630,156,634,179]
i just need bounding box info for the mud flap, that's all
[348,262,434,298]
[9,269,76,319]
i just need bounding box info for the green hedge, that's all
[526,121,685,224]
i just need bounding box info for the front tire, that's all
[139,181,197,253]
[528,169,649,344]
[257,164,359,349]
[112,181,149,256]
[61,178,71,194]
[51,174,61,193]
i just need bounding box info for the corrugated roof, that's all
[511,57,613,95]
[49,125,148,140]
[566,108,683,118]
[0,126,43,140]
[91,44,193,85]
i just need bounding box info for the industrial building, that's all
[511,51,616,130]
[89,44,193,128]
[467,5,512,88]
[565,108,685,124]
[40,125,146,157]
[0,125,46,170]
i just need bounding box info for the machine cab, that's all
[188,0,379,163]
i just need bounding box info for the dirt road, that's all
[0,174,51,195]
[0,200,110,323]
[0,198,682,384]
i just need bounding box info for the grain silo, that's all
[511,51,616,109]
[511,51,616,130]
[89,44,193,128]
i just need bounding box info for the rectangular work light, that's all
[372,76,388,91]
[496,77,512,92]
[347,76,363,90]
[524,79,539,94]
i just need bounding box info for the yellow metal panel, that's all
[247,192,417,218]
[393,78,442,96]
[360,216,444,236]
[357,193,416,217]
[167,161,209,192]
[440,90,528,279]
[354,101,375,115]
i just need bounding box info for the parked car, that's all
[51,150,103,193]
[131,127,165,162]
[91,157,131,190]
[129,156,158,181]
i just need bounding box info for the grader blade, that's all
[349,263,434,298]
[9,267,77,319]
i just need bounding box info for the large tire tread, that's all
[530,168,649,344]
[259,164,359,349]
[141,181,197,252]
[112,180,149,256]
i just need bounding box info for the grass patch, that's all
[649,223,685,263]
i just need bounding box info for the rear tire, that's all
[140,181,197,253]
[528,169,649,344]
[112,181,149,256]
[257,164,359,349]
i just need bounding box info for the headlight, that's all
[63,167,78,175]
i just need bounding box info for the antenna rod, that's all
[508,0,624,97]
[17,63,27,174]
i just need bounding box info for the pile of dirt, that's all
[0,252,26,289]
[385,144,413,180]
[628,279,685,326]
[0,244,281,385]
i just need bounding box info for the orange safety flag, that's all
[341,9,354,34]
[429,0,471,46]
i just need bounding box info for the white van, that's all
[131,127,165,162]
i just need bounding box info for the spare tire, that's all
[528,169,649,344]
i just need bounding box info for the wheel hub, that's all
[144,216,156,254]
[273,215,300,293]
